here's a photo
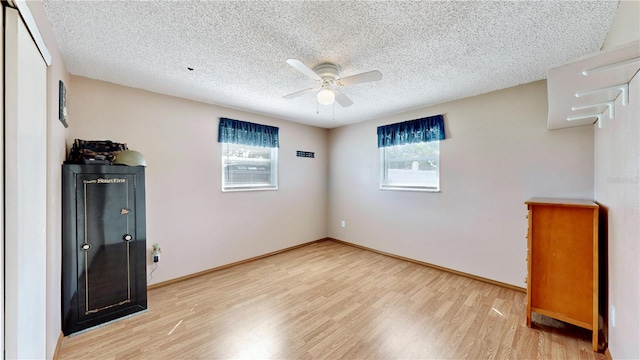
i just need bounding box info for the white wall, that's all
[328,80,594,287]
[68,76,329,284]
[596,1,640,359]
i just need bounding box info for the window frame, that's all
[379,141,440,192]
[221,142,278,192]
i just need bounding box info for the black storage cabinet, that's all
[62,164,147,335]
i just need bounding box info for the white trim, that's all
[380,186,440,193]
[222,186,278,193]
[9,0,52,66]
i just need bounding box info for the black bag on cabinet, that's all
[67,139,128,164]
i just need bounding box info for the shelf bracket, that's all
[567,112,604,128]
[572,101,615,119]
[575,83,629,106]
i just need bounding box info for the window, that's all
[222,143,277,191]
[218,118,279,192]
[377,115,445,192]
[380,141,439,191]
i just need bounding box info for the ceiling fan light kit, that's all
[317,86,335,105]
[284,59,382,108]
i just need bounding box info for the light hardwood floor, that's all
[58,240,604,359]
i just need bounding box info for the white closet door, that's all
[0,5,4,357]
[4,6,48,359]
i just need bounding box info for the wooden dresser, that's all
[525,198,599,351]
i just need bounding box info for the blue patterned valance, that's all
[377,115,445,148]
[218,118,279,148]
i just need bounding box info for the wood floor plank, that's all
[58,240,605,359]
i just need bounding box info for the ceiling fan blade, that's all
[286,59,321,81]
[336,70,383,87]
[332,88,353,107]
[283,87,318,99]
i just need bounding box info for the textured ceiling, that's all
[42,1,618,128]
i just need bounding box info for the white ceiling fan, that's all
[283,59,383,107]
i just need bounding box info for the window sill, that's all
[380,186,440,193]
[222,186,278,192]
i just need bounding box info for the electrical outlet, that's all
[341,220,346,228]
[611,305,616,327]
[152,243,161,263]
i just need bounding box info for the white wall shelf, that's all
[547,41,639,130]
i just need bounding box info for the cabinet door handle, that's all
[123,234,133,242]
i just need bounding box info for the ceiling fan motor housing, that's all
[314,63,339,81]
